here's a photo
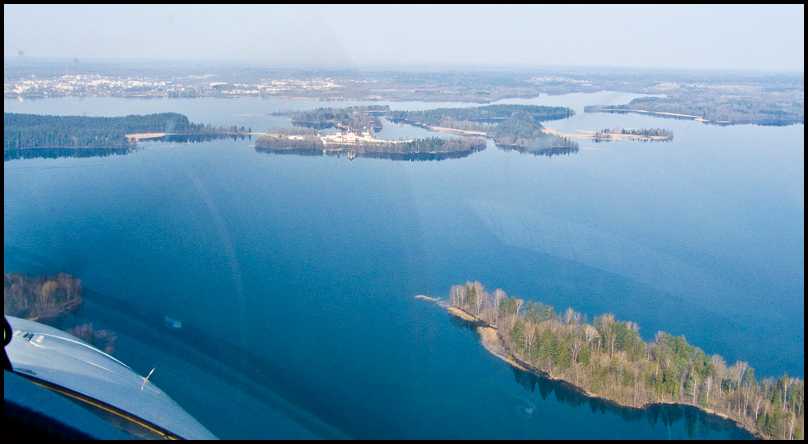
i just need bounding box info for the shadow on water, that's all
[450,316,756,440]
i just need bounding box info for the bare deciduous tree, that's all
[481,307,499,327]
[449,285,466,307]
[596,313,615,330]
[564,307,581,325]
[522,323,536,358]
[583,324,599,345]
[568,338,583,365]
[514,298,524,318]
[492,289,506,314]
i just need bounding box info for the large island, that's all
[417,282,804,440]
[265,104,594,159]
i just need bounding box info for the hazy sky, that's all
[4,4,804,72]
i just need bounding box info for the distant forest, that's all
[3,112,247,151]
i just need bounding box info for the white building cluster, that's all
[5,74,341,99]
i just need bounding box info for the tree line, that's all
[387,104,574,126]
[448,281,804,440]
[4,112,248,150]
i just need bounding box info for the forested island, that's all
[4,112,249,160]
[4,271,116,354]
[417,282,804,440]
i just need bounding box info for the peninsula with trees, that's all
[4,112,250,160]
[417,282,804,440]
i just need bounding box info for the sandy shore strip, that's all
[414,295,440,302]
[426,126,488,136]
[125,132,170,141]
[446,306,478,322]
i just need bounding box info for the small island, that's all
[417,282,804,440]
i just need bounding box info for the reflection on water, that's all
[497,144,579,157]
[253,145,480,161]
[511,366,753,439]
[4,146,141,161]
[449,315,755,440]
[3,134,249,161]
[154,134,250,143]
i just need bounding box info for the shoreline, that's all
[421,296,766,440]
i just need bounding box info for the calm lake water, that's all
[4,94,802,439]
